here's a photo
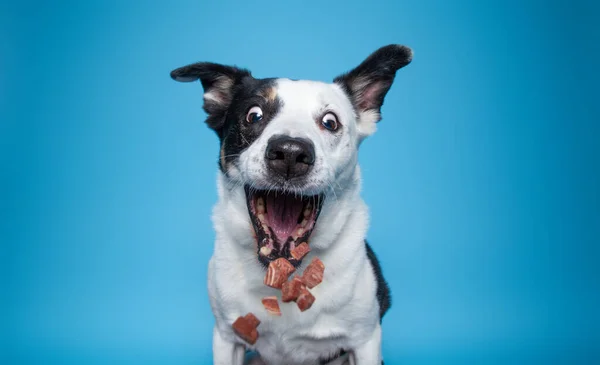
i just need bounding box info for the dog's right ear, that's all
[334,45,412,138]
[170,62,251,131]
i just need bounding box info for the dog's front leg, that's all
[213,326,245,365]
[349,324,382,365]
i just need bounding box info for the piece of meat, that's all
[243,313,261,328]
[281,275,304,302]
[232,313,260,345]
[264,257,296,289]
[261,296,282,316]
[302,257,325,289]
[296,286,315,312]
[290,242,311,261]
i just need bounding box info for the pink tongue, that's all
[266,193,304,243]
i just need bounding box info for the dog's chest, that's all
[209,254,379,364]
[243,288,371,364]
[254,308,351,364]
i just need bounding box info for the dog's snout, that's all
[265,135,315,179]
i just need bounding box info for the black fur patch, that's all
[170,63,282,173]
[217,77,282,174]
[365,240,391,321]
[171,63,251,134]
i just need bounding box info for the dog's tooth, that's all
[296,228,305,236]
[303,208,311,218]
[256,197,265,213]
[257,213,266,222]
[260,246,272,256]
[300,219,308,228]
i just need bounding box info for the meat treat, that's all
[261,296,282,316]
[301,257,325,289]
[296,286,316,312]
[264,257,296,289]
[232,313,260,345]
[281,275,304,303]
[243,313,261,328]
[290,242,311,261]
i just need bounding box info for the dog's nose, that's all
[265,135,315,179]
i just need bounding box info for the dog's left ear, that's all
[170,62,251,132]
[334,44,412,137]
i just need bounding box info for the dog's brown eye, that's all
[246,106,263,124]
[320,112,339,131]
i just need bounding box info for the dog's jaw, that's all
[244,186,325,267]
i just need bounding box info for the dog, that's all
[170,44,412,365]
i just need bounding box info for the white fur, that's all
[208,79,383,365]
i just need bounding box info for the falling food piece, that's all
[243,313,261,328]
[290,242,311,261]
[281,276,304,302]
[261,296,282,316]
[296,286,315,312]
[302,257,325,289]
[232,313,260,345]
[264,257,296,289]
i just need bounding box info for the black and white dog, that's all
[171,44,412,365]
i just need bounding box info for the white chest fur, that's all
[208,181,380,365]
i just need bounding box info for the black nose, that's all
[265,135,315,179]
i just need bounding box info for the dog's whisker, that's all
[219,153,243,161]
[326,182,339,204]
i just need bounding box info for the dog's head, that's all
[171,45,412,267]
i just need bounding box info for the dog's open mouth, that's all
[245,186,324,267]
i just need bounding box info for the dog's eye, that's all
[246,106,264,124]
[320,113,339,131]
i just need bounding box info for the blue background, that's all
[2,0,599,364]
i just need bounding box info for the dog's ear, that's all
[334,44,412,137]
[171,62,251,132]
